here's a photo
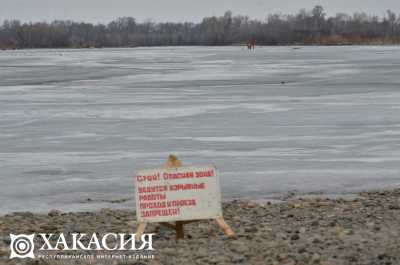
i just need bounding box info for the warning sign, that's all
[134,166,222,223]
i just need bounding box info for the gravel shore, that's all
[1,188,400,265]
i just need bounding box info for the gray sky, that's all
[1,0,399,23]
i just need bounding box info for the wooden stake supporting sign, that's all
[134,155,235,240]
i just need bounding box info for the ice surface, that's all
[0,46,400,213]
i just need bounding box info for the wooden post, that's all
[175,221,184,239]
[216,216,236,239]
[163,154,182,169]
[135,222,147,241]
[164,155,186,240]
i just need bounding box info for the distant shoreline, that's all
[2,43,400,51]
[2,6,400,50]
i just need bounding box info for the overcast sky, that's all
[1,0,399,23]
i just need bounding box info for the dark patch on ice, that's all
[83,197,132,204]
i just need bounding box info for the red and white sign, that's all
[134,166,222,223]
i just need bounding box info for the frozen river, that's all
[1,46,400,213]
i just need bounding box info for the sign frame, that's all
[135,166,223,223]
[134,155,235,240]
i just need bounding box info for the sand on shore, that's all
[1,188,400,265]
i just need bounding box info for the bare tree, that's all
[1,6,400,49]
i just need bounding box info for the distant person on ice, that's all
[247,41,256,50]
[251,40,256,50]
[247,42,252,50]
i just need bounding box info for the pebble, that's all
[231,256,245,263]
[48,209,62,217]
[291,234,300,241]
[229,241,249,253]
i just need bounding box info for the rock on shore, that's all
[1,189,400,265]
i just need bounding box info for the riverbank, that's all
[1,188,399,265]
[2,42,400,51]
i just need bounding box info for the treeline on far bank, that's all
[1,6,400,49]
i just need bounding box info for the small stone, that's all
[14,212,34,218]
[311,236,323,244]
[317,202,330,207]
[311,220,319,226]
[298,246,307,253]
[277,232,287,240]
[277,253,288,261]
[206,255,222,264]
[347,255,358,262]
[162,247,178,256]
[244,226,258,233]
[229,241,249,253]
[339,229,353,237]
[293,203,303,208]
[312,253,321,262]
[281,260,295,265]
[126,221,136,227]
[232,256,245,263]
[48,209,62,217]
[40,224,58,231]
[366,222,375,228]
[246,201,258,208]
[291,234,300,241]
[194,246,208,258]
